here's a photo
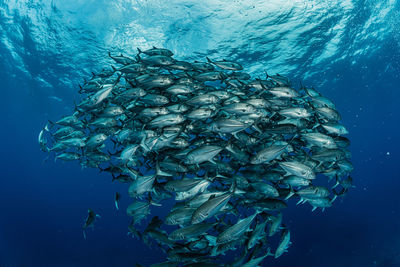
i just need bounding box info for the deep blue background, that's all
[1,6,400,267]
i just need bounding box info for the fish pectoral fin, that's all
[208,158,217,164]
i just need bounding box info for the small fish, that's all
[82,209,100,239]
[115,192,121,210]
[38,124,49,152]
[275,229,291,258]
[206,57,243,71]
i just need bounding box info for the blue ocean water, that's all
[1,0,400,266]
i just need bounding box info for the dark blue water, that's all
[1,1,400,266]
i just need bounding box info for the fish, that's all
[302,132,337,148]
[320,122,349,135]
[38,124,50,152]
[82,209,100,239]
[247,219,268,250]
[191,183,235,224]
[39,47,352,266]
[108,52,136,65]
[169,223,215,241]
[206,57,243,71]
[279,161,316,180]
[184,145,224,165]
[275,229,291,258]
[250,144,288,164]
[128,175,156,198]
[137,47,173,57]
[269,213,283,237]
[165,207,196,226]
[115,192,121,210]
[86,133,108,148]
[89,84,115,106]
[216,212,258,244]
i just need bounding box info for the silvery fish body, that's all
[169,223,215,241]
[209,119,248,134]
[250,144,288,164]
[128,175,156,197]
[148,114,185,128]
[165,207,196,226]
[216,212,258,244]
[302,132,337,148]
[191,190,233,224]
[321,122,349,135]
[90,84,114,106]
[279,161,316,179]
[275,230,291,258]
[86,133,107,148]
[207,57,243,71]
[185,145,224,165]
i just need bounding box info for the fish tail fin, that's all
[111,65,118,72]
[284,185,295,200]
[330,194,338,204]
[137,47,142,54]
[139,134,149,153]
[184,71,193,78]
[149,200,162,207]
[333,187,348,198]
[312,122,321,130]
[252,119,262,134]
[264,70,269,79]
[206,57,212,63]
[332,175,340,189]
[108,51,112,58]
[229,178,237,193]
[215,170,227,180]
[155,161,172,177]
[266,247,274,257]
[108,138,118,153]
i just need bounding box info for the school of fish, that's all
[39,47,353,266]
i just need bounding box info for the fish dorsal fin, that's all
[208,194,216,201]
[153,46,157,49]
